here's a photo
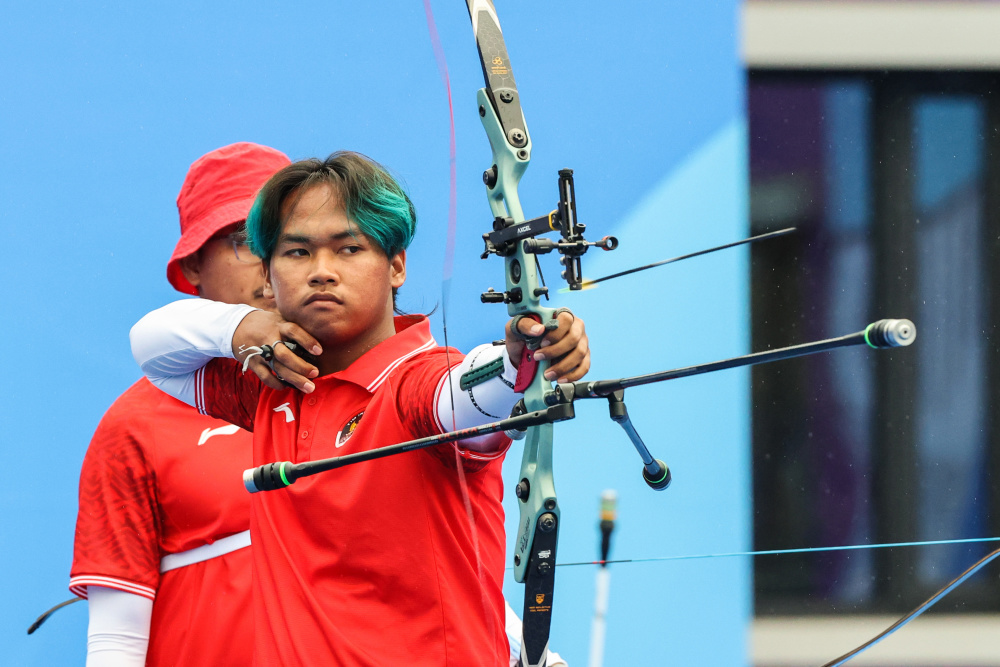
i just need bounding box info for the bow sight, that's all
[480,169,618,302]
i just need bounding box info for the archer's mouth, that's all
[305,292,345,306]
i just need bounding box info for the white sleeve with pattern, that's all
[85,586,152,667]
[129,299,257,407]
[435,343,520,451]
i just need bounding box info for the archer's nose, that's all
[308,251,339,285]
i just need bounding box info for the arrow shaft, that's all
[583,227,796,287]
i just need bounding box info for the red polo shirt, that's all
[197,316,509,666]
[70,378,254,667]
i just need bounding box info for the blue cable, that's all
[554,535,1000,567]
[550,536,1000,667]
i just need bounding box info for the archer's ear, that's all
[262,260,275,299]
[178,254,203,293]
[390,250,406,288]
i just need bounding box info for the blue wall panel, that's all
[0,2,746,664]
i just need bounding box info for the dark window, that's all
[750,71,1000,614]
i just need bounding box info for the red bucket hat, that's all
[167,142,291,295]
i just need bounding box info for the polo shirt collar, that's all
[327,315,438,393]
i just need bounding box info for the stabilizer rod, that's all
[566,319,915,399]
[243,403,575,493]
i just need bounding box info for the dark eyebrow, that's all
[277,233,312,245]
[277,231,358,245]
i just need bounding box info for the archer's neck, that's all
[314,315,398,376]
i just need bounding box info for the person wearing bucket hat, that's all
[167,141,293,305]
[67,143,567,667]
[68,142,290,667]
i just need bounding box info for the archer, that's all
[130,151,588,666]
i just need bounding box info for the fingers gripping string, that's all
[238,341,287,378]
[238,344,267,372]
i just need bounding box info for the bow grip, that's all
[510,309,574,392]
[510,314,548,392]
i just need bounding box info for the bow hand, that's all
[506,310,590,383]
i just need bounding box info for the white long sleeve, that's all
[85,587,152,667]
[130,298,257,406]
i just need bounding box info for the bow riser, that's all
[477,88,531,221]
[476,71,559,592]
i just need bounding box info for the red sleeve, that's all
[394,348,510,473]
[70,400,160,600]
[195,358,261,432]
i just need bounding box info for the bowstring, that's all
[422,0,499,650]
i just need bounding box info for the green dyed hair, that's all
[245,151,416,262]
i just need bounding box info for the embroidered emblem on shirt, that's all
[197,424,241,445]
[335,412,364,448]
[273,402,295,423]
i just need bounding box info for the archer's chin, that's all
[300,317,354,347]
